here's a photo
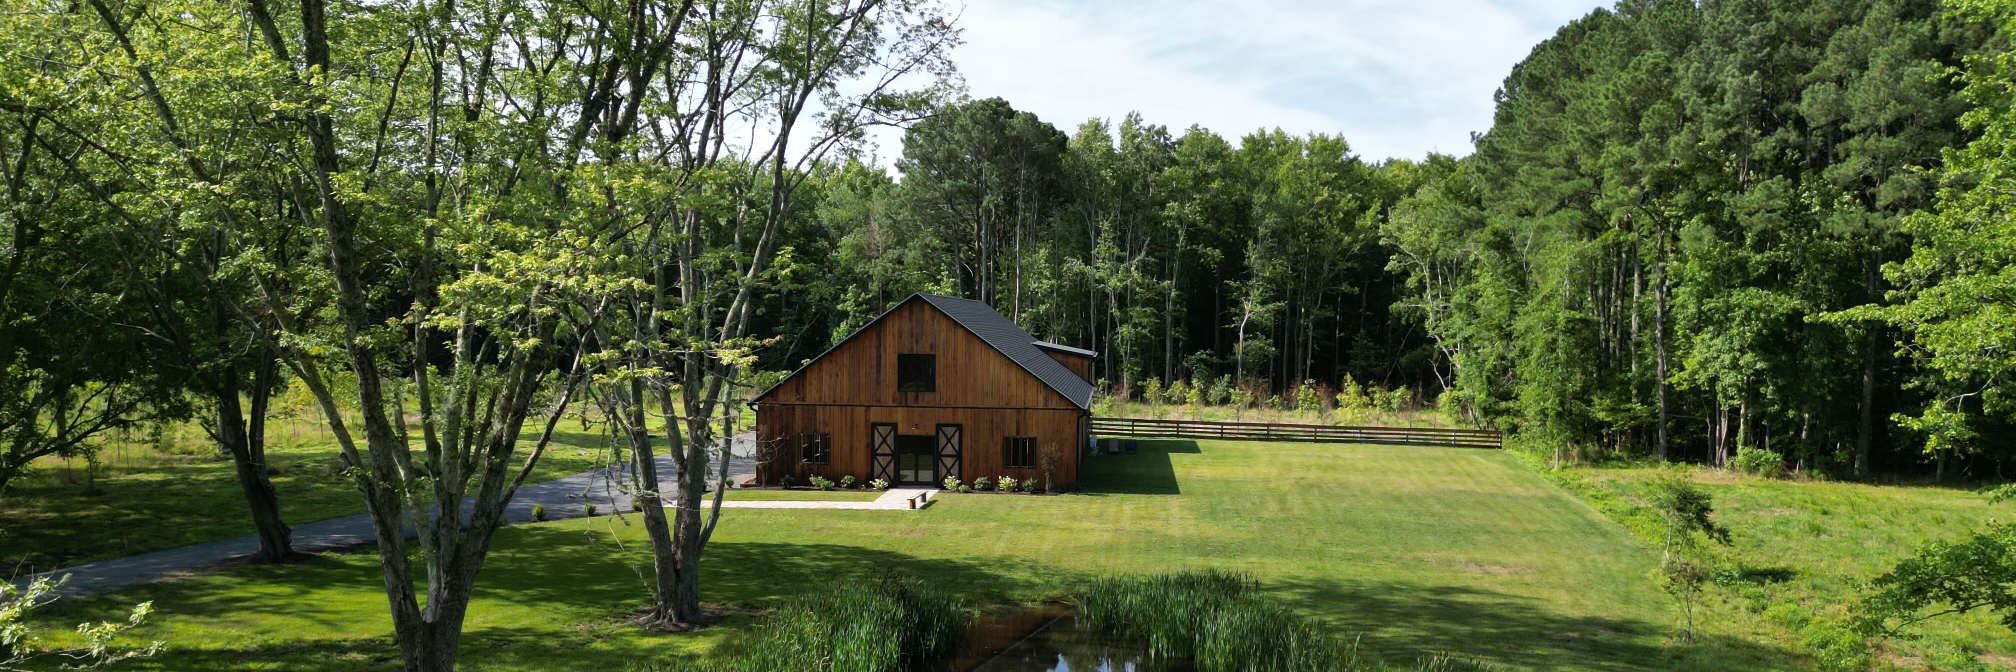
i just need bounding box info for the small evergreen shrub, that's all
[584,503,598,517]
[531,504,547,522]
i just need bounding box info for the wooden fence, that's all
[1089,416,1503,450]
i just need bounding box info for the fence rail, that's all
[1089,416,1503,450]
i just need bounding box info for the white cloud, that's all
[870,0,1608,162]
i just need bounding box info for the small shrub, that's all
[998,476,1019,492]
[1294,380,1322,413]
[972,476,993,492]
[810,475,835,491]
[941,477,961,491]
[584,503,598,517]
[869,478,890,491]
[1729,448,1788,479]
[957,485,972,493]
[839,475,857,490]
[1381,387,1410,414]
[531,504,547,522]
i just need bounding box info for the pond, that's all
[942,604,1194,672]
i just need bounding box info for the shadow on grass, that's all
[1272,576,1801,671]
[71,528,1050,671]
[1078,440,1196,496]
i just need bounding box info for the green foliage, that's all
[1648,473,1733,641]
[1078,571,1347,671]
[1294,380,1324,413]
[1,574,162,669]
[809,476,835,492]
[869,478,890,491]
[997,476,1018,492]
[1860,522,2016,638]
[839,475,857,490]
[531,505,547,523]
[971,477,992,492]
[1728,449,1788,480]
[676,572,965,672]
[940,477,961,492]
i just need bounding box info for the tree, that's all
[1,574,161,670]
[1647,473,1732,642]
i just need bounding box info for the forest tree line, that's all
[744,0,2016,480]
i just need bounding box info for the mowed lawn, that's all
[0,421,622,569]
[35,440,1800,671]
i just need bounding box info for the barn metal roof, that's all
[1032,340,1098,358]
[917,294,1096,410]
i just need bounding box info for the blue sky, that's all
[871,0,1610,162]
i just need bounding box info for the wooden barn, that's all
[752,294,1097,490]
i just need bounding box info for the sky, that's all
[864,0,1611,164]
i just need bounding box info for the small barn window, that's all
[1004,436,1036,469]
[897,353,936,392]
[800,432,831,464]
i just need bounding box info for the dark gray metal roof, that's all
[918,294,1096,410]
[1033,340,1098,358]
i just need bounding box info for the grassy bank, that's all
[1536,459,2016,670]
[31,438,1795,671]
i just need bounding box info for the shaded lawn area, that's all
[36,440,1801,671]
[0,420,617,570]
[1562,466,2016,671]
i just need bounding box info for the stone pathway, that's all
[13,435,760,599]
[703,487,939,510]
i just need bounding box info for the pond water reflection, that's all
[946,605,1193,672]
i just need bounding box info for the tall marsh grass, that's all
[674,572,965,672]
[1079,571,1492,672]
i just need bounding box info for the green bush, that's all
[679,572,965,672]
[1729,448,1788,479]
[530,504,547,522]
[810,475,835,491]
[840,475,857,490]
[584,503,598,517]
[971,477,993,491]
[941,477,961,491]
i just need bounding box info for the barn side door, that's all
[870,423,896,483]
[936,424,962,484]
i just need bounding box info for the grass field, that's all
[31,439,1814,672]
[1551,464,2016,671]
[0,418,620,570]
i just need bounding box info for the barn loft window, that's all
[799,432,831,464]
[1004,436,1036,469]
[897,353,936,392]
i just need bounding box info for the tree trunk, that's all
[621,380,683,626]
[1654,224,1669,463]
